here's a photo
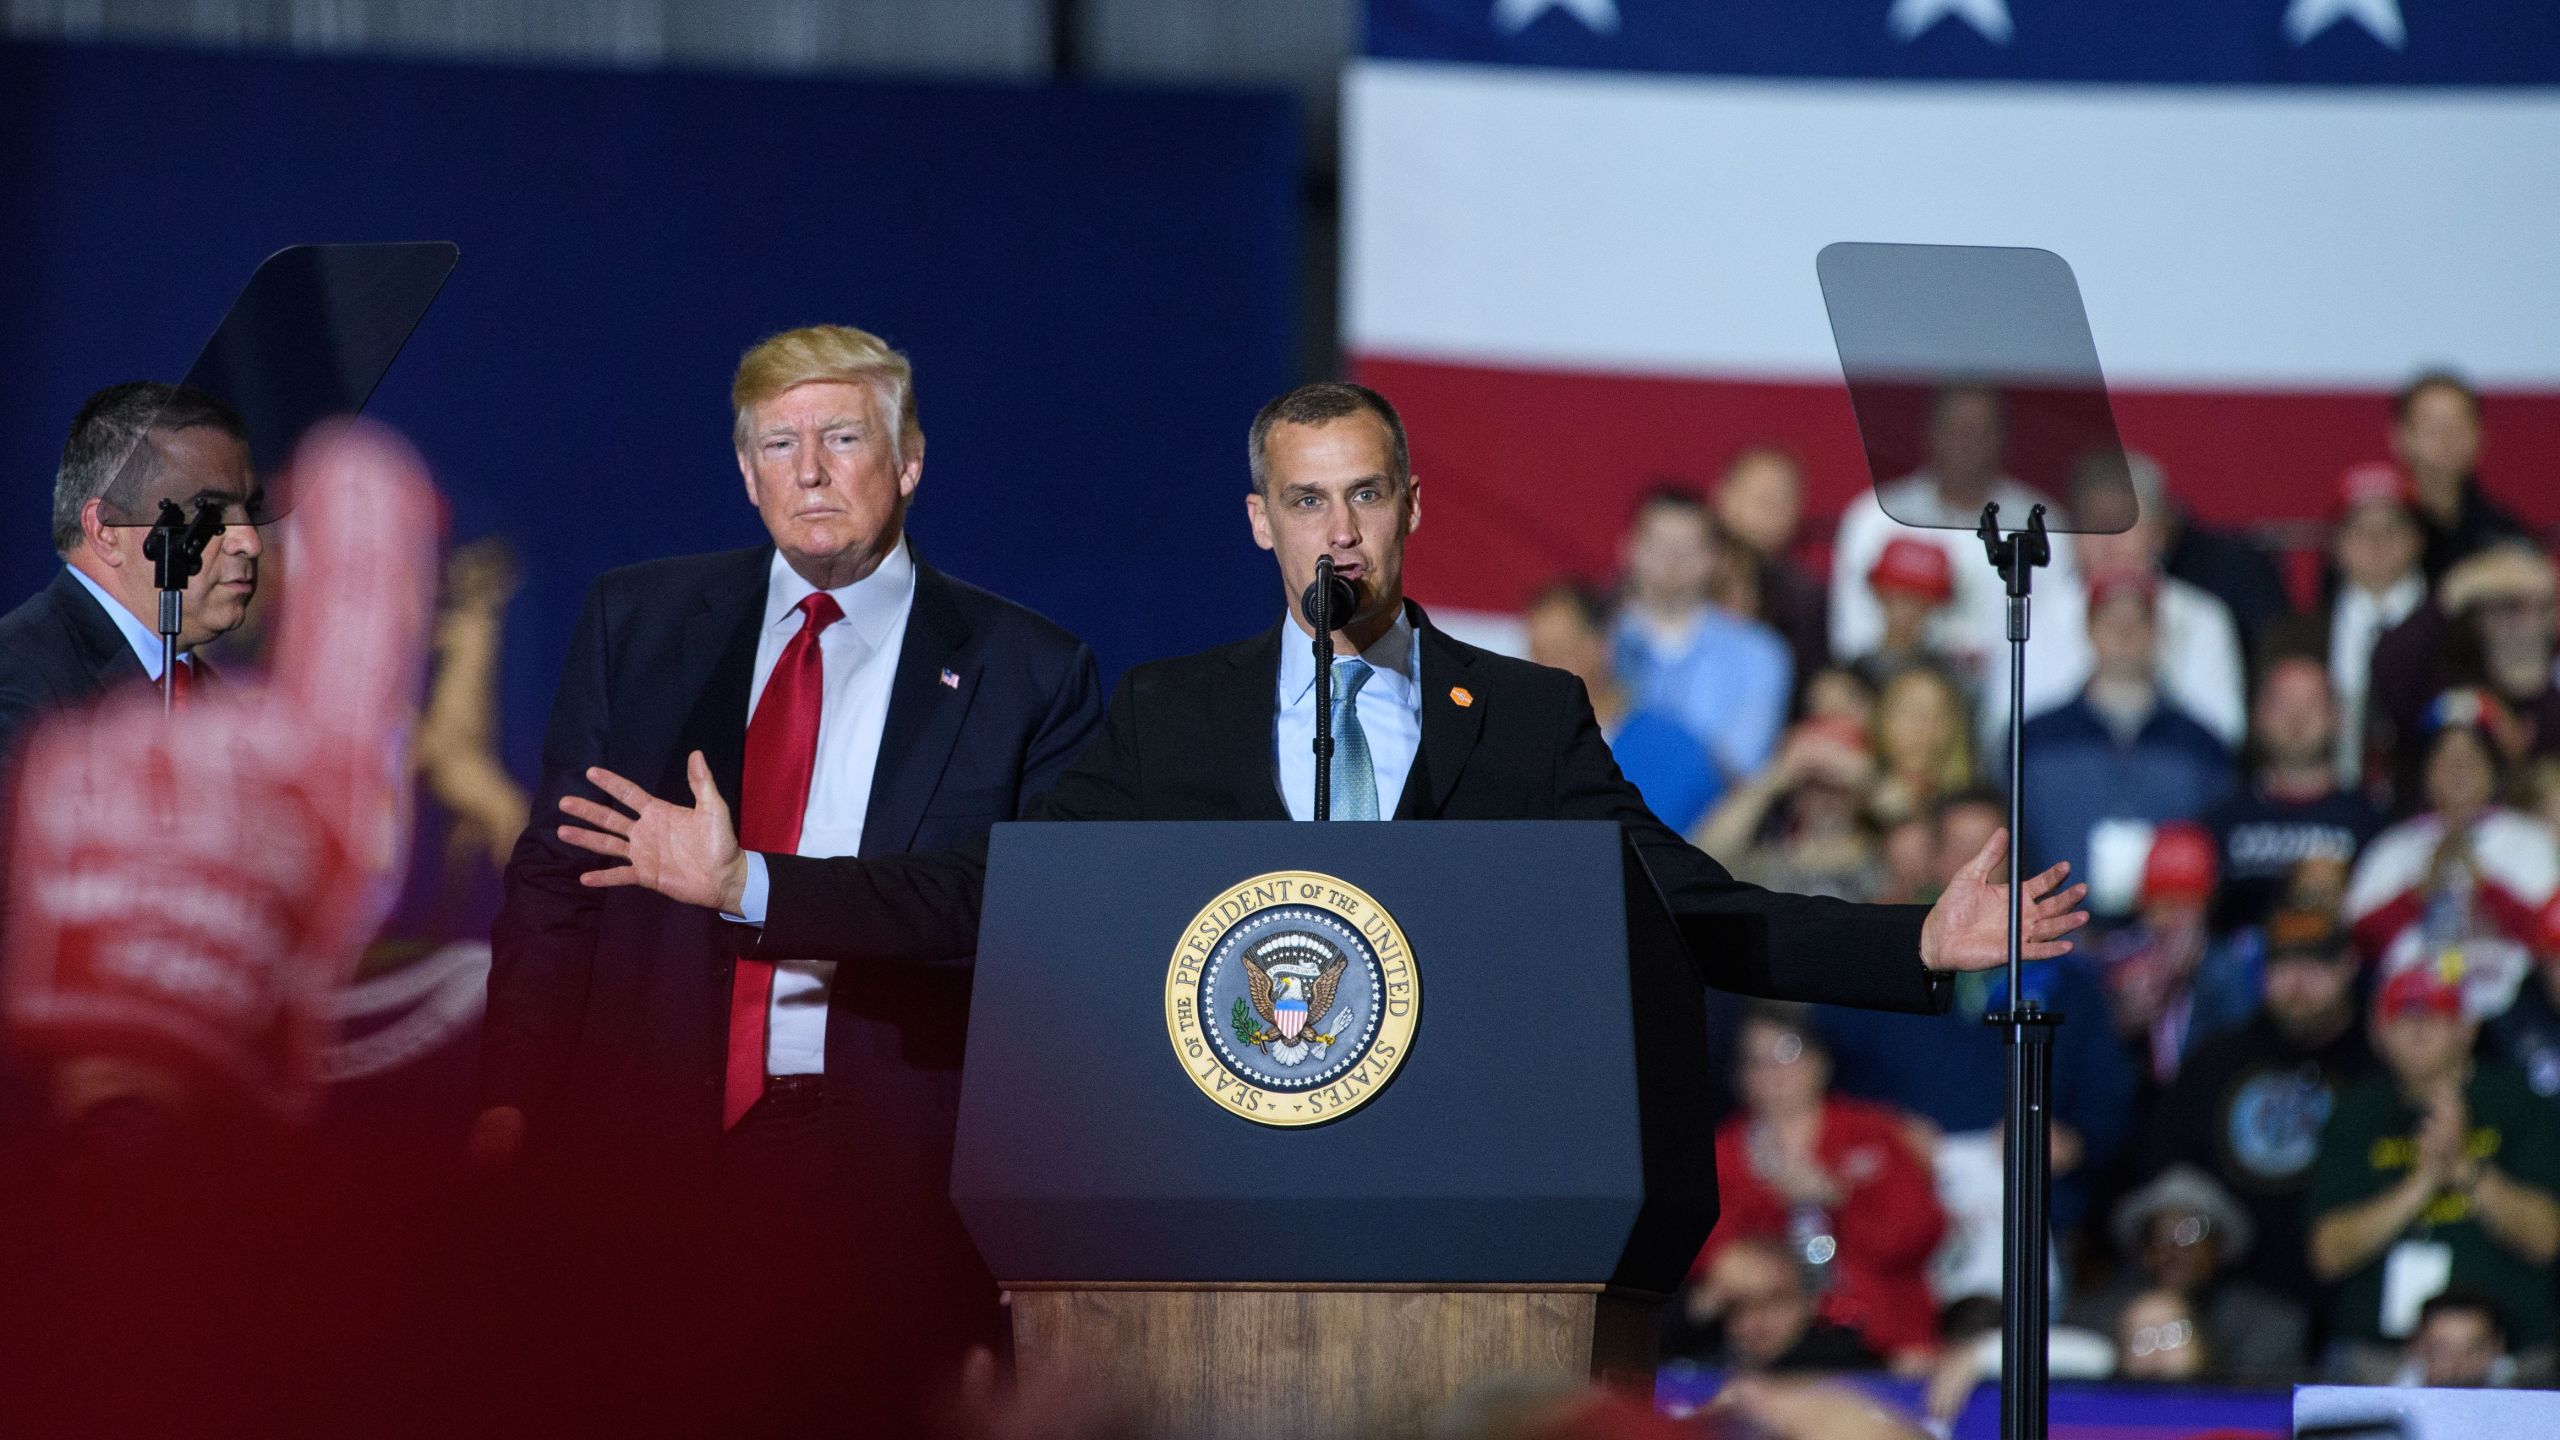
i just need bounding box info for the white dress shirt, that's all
[1275,611,1422,822]
[741,541,915,1075]
[2329,573,2425,785]
[1827,474,2090,750]
[65,564,192,681]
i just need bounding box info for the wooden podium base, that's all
[1006,1282,1661,1440]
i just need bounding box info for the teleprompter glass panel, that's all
[1815,242,2132,535]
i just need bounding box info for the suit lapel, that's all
[665,550,770,806]
[1407,605,1485,818]
[1220,625,1292,822]
[50,569,150,694]
[862,558,979,855]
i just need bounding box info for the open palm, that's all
[1920,826,2089,974]
[556,750,749,913]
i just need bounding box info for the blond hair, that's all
[730,324,921,462]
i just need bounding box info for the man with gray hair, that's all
[0,381,263,765]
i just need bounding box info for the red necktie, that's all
[724,591,842,1129]
[168,657,193,710]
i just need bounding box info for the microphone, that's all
[1300,556,1358,635]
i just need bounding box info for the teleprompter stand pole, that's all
[139,497,227,714]
[1977,501,2060,1440]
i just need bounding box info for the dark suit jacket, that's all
[0,569,151,772]
[481,545,1103,1192]
[754,604,1947,1017]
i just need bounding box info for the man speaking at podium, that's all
[562,380,2086,1030]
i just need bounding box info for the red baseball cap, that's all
[2140,822,2218,906]
[2376,964,2465,1021]
[2337,461,2411,515]
[1869,536,1954,603]
[2085,567,2161,615]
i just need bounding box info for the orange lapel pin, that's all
[1449,686,1474,708]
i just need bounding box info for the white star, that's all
[2286,0,2407,50]
[1493,0,1620,36]
[1887,0,2014,45]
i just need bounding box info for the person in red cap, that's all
[2091,821,2259,1086]
[1849,535,1960,697]
[2308,954,2560,1381]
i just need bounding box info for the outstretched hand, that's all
[557,751,750,914]
[1919,826,2089,974]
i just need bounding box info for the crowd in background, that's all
[1524,373,2560,1404]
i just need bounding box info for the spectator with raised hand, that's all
[1693,716,1881,902]
[1710,446,1828,700]
[3,421,438,1129]
[1695,1005,1946,1374]
[1663,1236,1882,1374]
[1612,488,1793,789]
[2309,963,2560,1382]
[2020,571,2235,922]
[2066,1166,2309,1383]
[1524,581,1719,835]
[2370,544,2560,804]
[2391,370,2528,583]
[2203,654,2385,936]
[2135,903,2378,1316]
[2345,691,2557,1019]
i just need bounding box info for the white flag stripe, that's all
[1346,59,2560,388]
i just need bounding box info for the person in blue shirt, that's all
[2021,570,2235,922]
[1525,580,1720,835]
[1611,488,1792,789]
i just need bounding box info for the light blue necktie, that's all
[1329,657,1379,821]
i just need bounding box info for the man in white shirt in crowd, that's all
[2059,453,2249,750]
[2323,462,2428,787]
[1827,385,2086,749]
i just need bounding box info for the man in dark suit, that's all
[562,380,2086,1050]
[475,326,1101,1435]
[0,383,262,767]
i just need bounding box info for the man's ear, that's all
[1245,491,1275,553]
[898,434,925,500]
[737,449,761,508]
[1405,474,1422,537]
[79,498,124,569]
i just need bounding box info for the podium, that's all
[952,821,1717,1440]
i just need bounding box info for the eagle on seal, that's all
[1243,934,1351,1066]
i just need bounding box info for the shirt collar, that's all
[764,538,915,649]
[1279,607,1418,710]
[64,564,183,679]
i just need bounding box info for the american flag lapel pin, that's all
[940,667,961,690]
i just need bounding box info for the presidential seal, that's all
[1163,871,1419,1127]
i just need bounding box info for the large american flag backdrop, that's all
[1348,0,2560,625]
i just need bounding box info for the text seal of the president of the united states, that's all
[1163,870,1419,1127]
